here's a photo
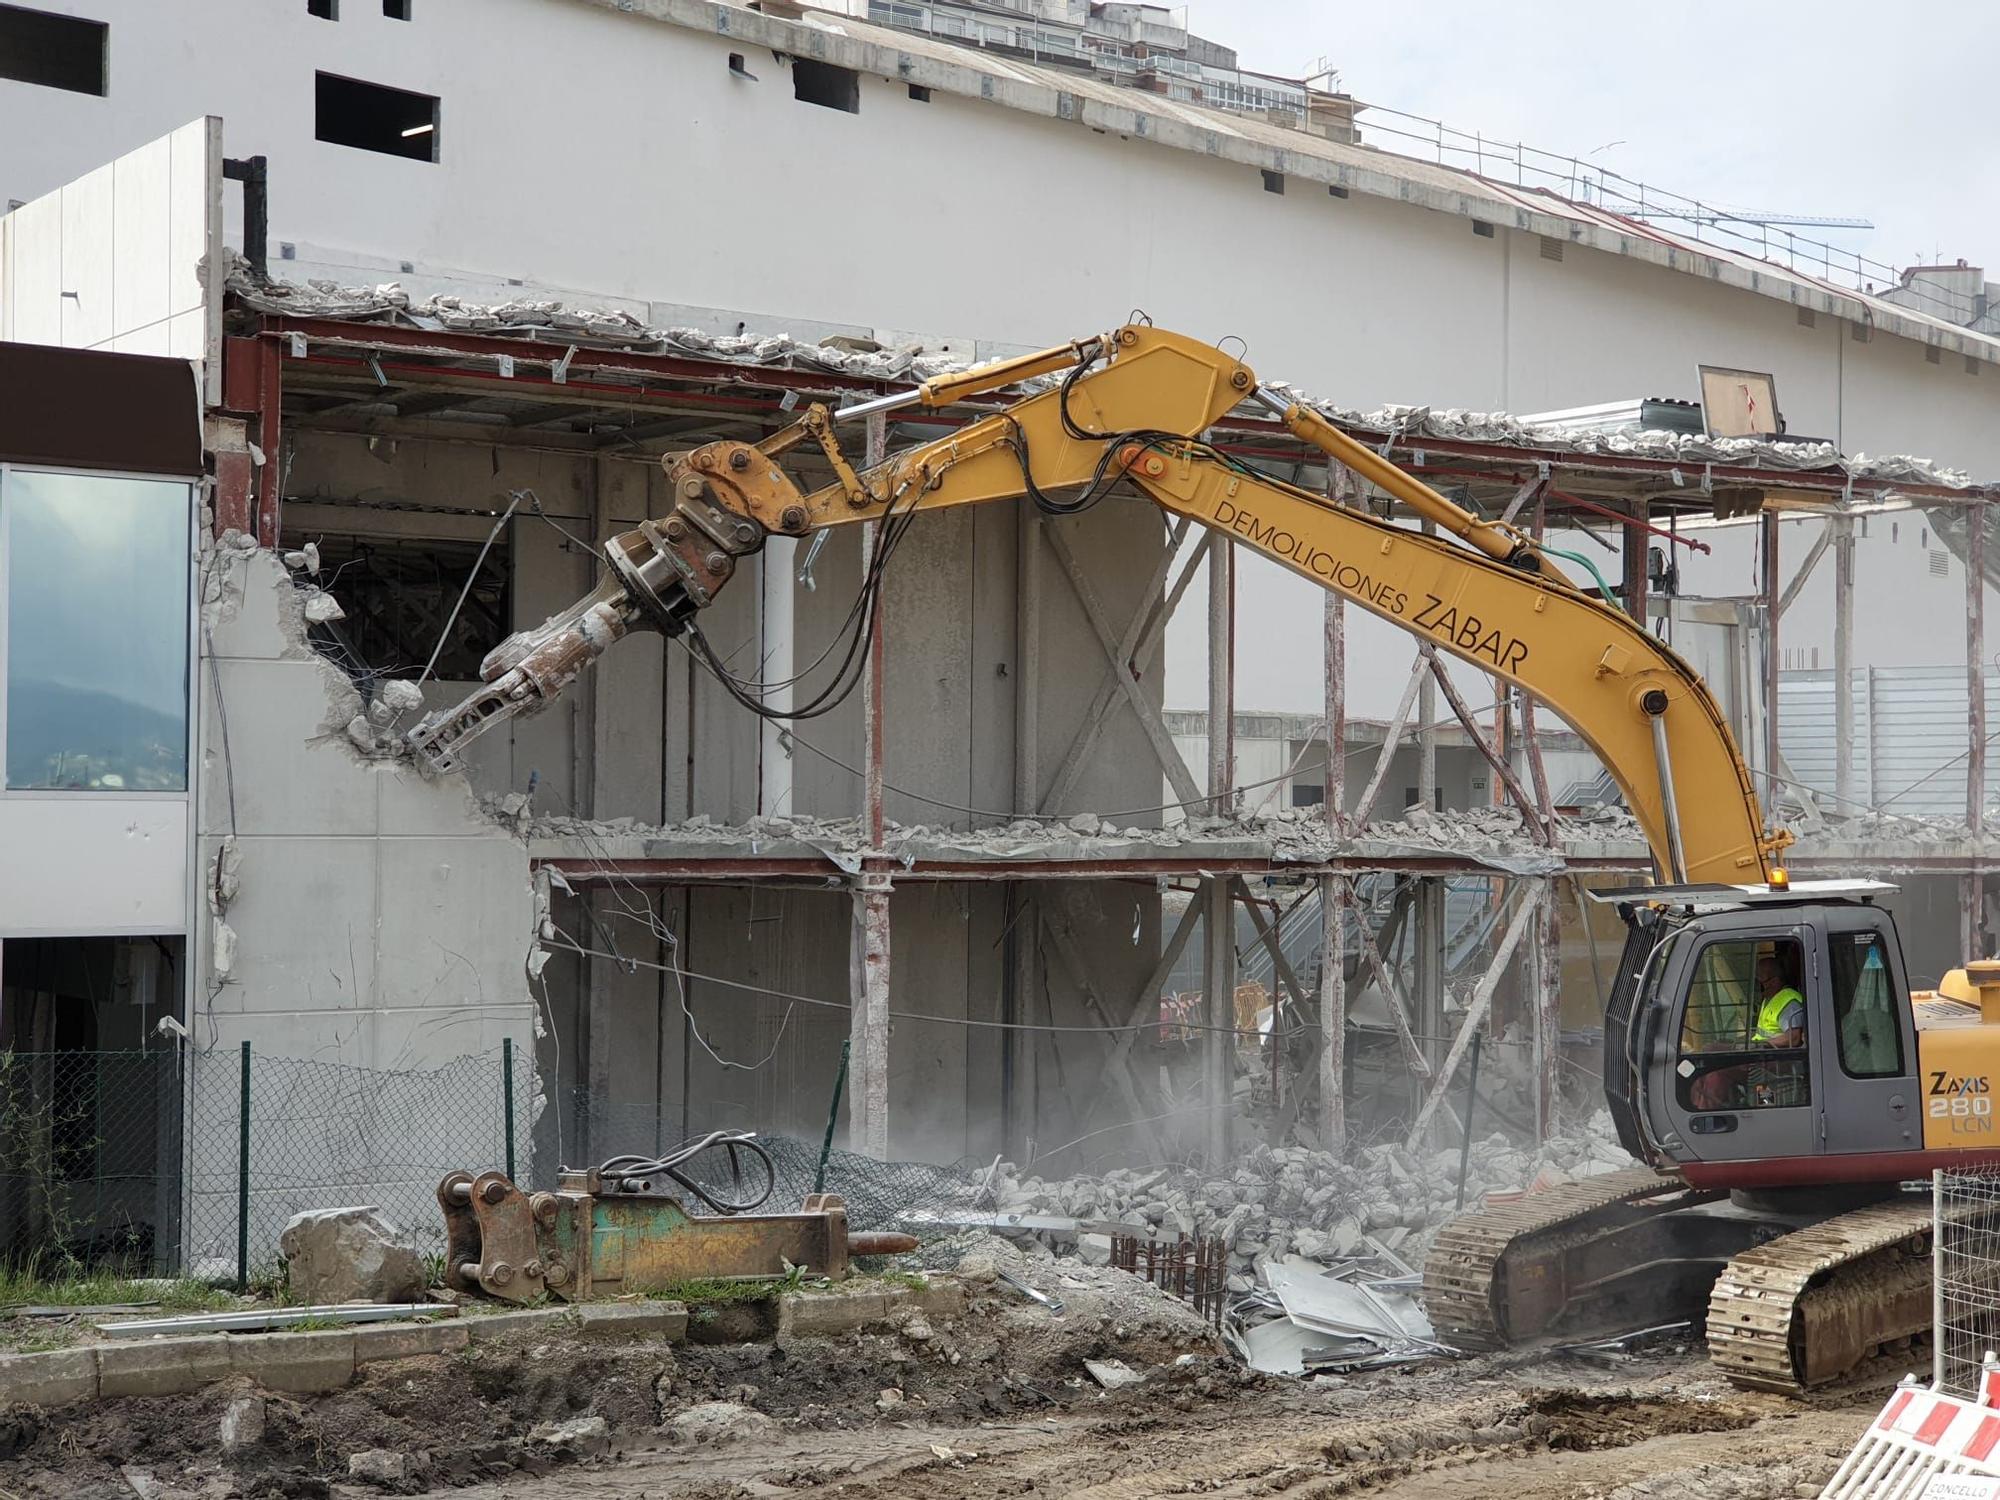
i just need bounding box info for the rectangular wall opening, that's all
[384,0,411,16]
[792,58,858,113]
[307,0,337,17]
[0,3,108,96]
[283,530,510,682]
[315,71,439,161]
[0,936,186,1274]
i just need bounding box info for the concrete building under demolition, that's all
[4,0,2000,1272]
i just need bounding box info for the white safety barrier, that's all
[1820,1360,2000,1499]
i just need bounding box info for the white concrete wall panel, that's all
[195,553,536,1070]
[0,797,186,936]
[1,117,217,366]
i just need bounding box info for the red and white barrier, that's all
[1821,1364,2000,1499]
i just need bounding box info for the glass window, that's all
[5,470,191,791]
[1675,936,1809,1110]
[1829,932,1904,1078]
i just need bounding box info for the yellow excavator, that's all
[408,323,2000,1393]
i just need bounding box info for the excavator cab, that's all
[1601,881,1921,1189]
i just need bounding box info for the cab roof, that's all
[1585,878,1898,913]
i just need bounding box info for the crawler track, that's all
[1706,1195,1935,1394]
[1423,1168,1701,1349]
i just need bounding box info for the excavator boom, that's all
[407,322,1779,886]
[412,321,2000,1396]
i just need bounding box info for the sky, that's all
[1156,0,2000,719]
[1207,1,2000,282]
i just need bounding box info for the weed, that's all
[1,1328,79,1354]
[0,1264,234,1314]
[646,1270,793,1306]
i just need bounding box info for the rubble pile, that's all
[984,1110,1636,1278]
[1811,808,1994,845]
[226,258,1975,490]
[519,802,1646,865]
[1260,385,1978,489]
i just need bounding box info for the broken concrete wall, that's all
[191,541,538,1269]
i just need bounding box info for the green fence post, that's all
[502,1037,517,1182]
[236,1040,251,1292]
[814,1039,851,1194]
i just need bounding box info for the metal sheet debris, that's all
[1227,1255,1448,1376]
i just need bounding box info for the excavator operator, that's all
[1752,955,1806,1049]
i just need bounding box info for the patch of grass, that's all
[0,1326,81,1354]
[646,1273,792,1306]
[284,1313,341,1332]
[864,1269,930,1292]
[0,1264,234,1314]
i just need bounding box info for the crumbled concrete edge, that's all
[523,803,1648,872]
[0,1300,697,1408]
[776,1277,966,1345]
[224,257,1987,491]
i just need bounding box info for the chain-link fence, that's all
[568,1093,981,1236]
[5,1044,991,1287]
[0,1048,185,1275]
[2,1043,534,1284]
[182,1042,535,1282]
[1936,1165,2000,1397]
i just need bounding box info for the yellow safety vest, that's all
[1754,986,1804,1041]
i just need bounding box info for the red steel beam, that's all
[257,311,1999,510]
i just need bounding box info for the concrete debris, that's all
[224,257,966,386]
[207,837,241,916]
[224,258,1977,490]
[282,543,323,575]
[377,679,425,716]
[1262,386,1977,489]
[346,1449,420,1485]
[1084,1356,1144,1388]
[277,1206,426,1305]
[368,678,426,727]
[1814,807,2000,846]
[981,1110,1636,1274]
[301,589,345,624]
[219,1395,266,1453]
[521,805,1646,871]
[527,1413,612,1458]
[662,1401,773,1446]
[210,919,238,979]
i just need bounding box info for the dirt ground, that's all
[0,1245,1894,1500]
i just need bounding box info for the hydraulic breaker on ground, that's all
[437,1167,918,1303]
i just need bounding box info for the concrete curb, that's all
[1,1282,902,1406]
[576,1301,689,1340]
[777,1279,966,1344]
[1,1308,542,1408]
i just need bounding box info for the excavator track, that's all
[1707,1196,1935,1394]
[1424,1167,1707,1349]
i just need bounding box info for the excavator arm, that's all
[406,324,1785,885]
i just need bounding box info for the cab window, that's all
[1828,932,1903,1079]
[1676,936,1809,1111]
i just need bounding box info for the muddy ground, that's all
[0,1245,1892,1499]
